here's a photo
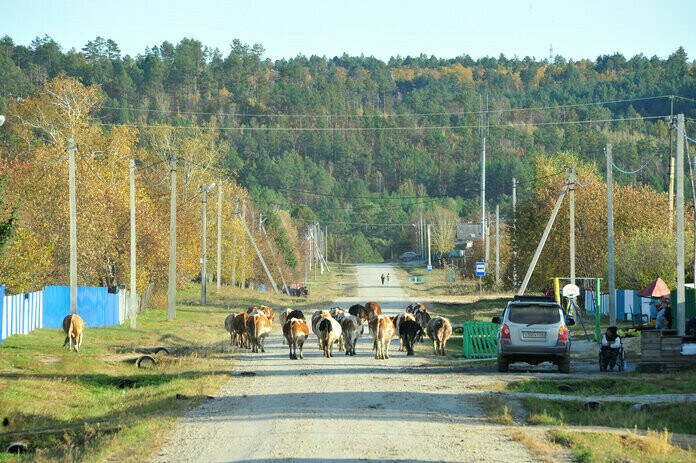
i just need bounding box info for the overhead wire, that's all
[92,114,668,132]
[99,95,670,119]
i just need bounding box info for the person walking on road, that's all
[380,273,385,285]
[387,273,390,284]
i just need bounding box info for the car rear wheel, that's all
[558,356,570,374]
[497,356,509,372]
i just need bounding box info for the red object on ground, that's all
[636,278,671,298]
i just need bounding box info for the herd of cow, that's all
[224,302,453,360]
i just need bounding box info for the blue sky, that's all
[2,0,695,62]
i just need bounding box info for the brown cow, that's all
[406,302,428,314]
[259,305,275,323]
[369,314,395,360]
[348,304,369,325]
[232,312,251,348]
[283,318,310,359]
[246,311,272,353]
[224,313,237,346]
[427,316,453,356]
[317,316,342,358]
[62,314,85,352]
[365,301,382,322]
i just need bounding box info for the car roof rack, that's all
[512,295,556,303]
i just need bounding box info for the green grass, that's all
[0,267,354,461]
[523,398,696,435]
[507,368,696,396]
[508,378,676,396]
[549,429,696,463]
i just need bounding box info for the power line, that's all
[92,115,668,133]
[603,147,658,175]
[99,95,670,119]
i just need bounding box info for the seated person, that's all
[655,301,671,330]
[600,326,621,371]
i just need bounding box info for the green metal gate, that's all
[462,321,498,359]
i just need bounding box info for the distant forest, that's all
[1,35,695,260]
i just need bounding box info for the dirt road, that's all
[152,264,532,462]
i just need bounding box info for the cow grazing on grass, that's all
[224,313,237,346]
[232,312,251,349]
[399,320,424,356]
[317,316,342,358]
[283,318,310,360]
[370,314,395,360]
[348,304,369,325]
[365,301,382,322]
[427,316,453,356]
[62,314,85,352]
[246,311,272,353]
[393,312,416,351]
[340,314,361,356]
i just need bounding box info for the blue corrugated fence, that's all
[1,285,124,343]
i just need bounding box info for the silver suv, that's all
[492,295,574,373]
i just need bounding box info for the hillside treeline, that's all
[1,35,695,272]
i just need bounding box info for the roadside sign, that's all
[427,264,432,272]
[475,262,486,277]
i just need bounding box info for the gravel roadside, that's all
[151,264,533,462]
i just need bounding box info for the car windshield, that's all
[507,305,561,325]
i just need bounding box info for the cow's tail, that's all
[65,315,75,349]
[319,318,332,336]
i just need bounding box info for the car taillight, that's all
[501,324,511,344]
[557,326,568,342]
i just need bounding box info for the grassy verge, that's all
[523,398,696,435]
[472,394,515,425]
[0,267,353,461]
[506,369,696,396]
[549,429,696,463]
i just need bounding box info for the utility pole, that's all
[418,215,423,258]
[676,114,685,335]
[129,159,137,328]
[512,178,517,289]
[669,96,675,231]
[240,201,246,289]
[168,152,177,321]
[231,195,238,287]
[485,213,490,262]
[481,136,487,259]
[69,138,77,315]
[427,224,431,269]
[200,184,212,305]
[325,225,328,262]
[569,167,576,288]
[217,179,222,292]
[495,205,500,287]
[607,145,616,326]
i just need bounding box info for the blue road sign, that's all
[475,262,486,277]
[427,264,433,272]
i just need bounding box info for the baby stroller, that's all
[599,327,625,372]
